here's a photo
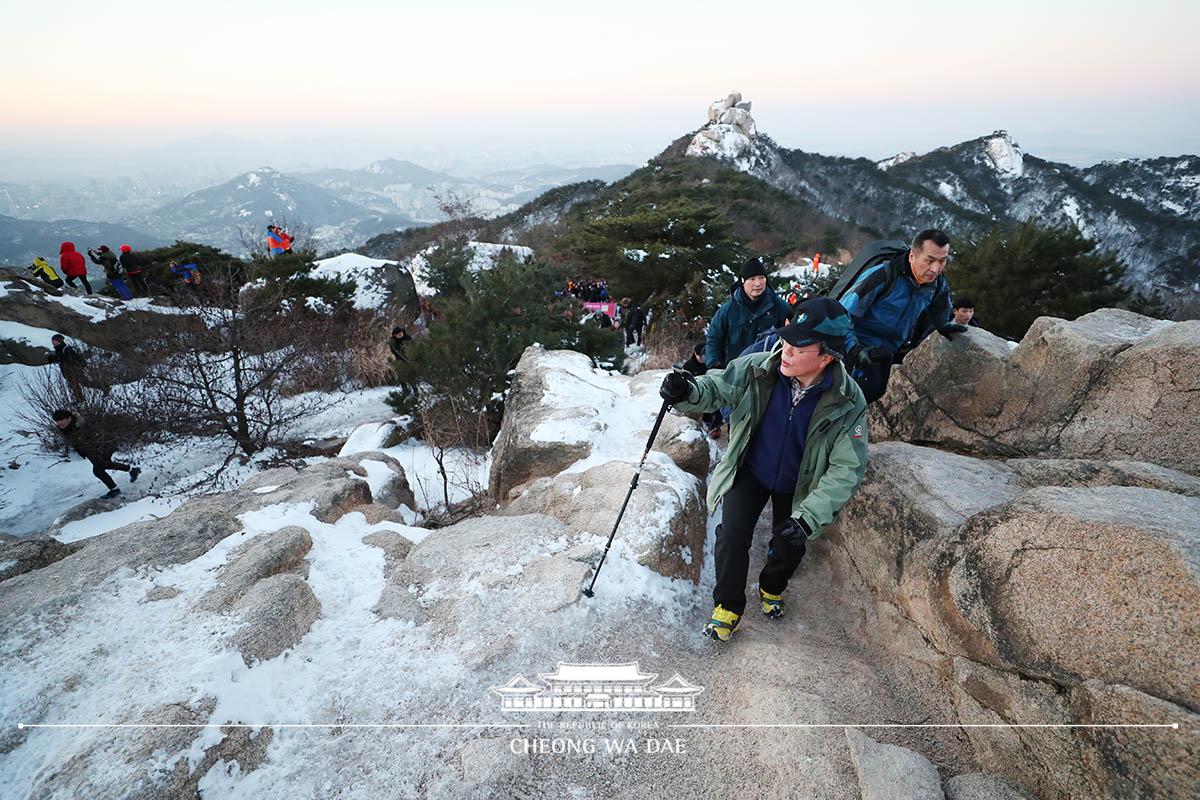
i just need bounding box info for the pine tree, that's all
[949,221,1132,339]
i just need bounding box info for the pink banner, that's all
[583,301,617,318]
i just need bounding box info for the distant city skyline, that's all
[3,0,1197,181]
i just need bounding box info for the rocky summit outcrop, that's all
[0,267,202,365]
[872,309,1200,474]
[686,91,777,174]
[489,345,708,581]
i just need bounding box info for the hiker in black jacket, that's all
[46,334,86,402]
[52,409,141,499]
[118,245,149,296]
[679,341,723,437]
[389,326,413,362]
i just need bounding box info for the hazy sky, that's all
[2,0,1197,178]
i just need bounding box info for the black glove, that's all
[659,371,696,405]
[938,323,969,339]
[779,517,812,548]
[851,345,894,367]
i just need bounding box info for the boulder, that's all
[341,451,417,511]
[227,572,322,665]
[873,310,1200,474]
[845,728,944,800]
[500,459,706,582]
[1070,679,1200,798]
[490,348,707,502]
[0,535,81,582]
[949,656,1091,799]
[0,495,243,623]
[25,698,274,800]
[814,443,1200,798]
[488,346,595,500]
[403,514,590,645]
[1006,458,1200,496]
[647,412,709,482]
[945,486,1200,709]
[944,773,1035,800]
[198,526,313,611]
[236,459,374,523]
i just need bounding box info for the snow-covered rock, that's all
[876,151,916,171]
[983,130,1025,178]
[686,91,777,176]
[310,252,416,311]
[489,346,708,581]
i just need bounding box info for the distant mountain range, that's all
[0,214,167,268]
[0,159,637,261]
[685,121,1199,307]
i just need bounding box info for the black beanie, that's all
[739,257,767,281]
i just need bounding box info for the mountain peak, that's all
[685,91,775,174]
[982,130,1024,178]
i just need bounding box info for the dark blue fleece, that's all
[743,367,831,494]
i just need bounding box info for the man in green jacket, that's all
[660,297,869,642]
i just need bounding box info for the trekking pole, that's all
[583,398,671,598]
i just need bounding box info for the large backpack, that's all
[825,239,908,302]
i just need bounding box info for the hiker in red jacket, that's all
[59,242,92,295]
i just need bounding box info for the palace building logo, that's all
[491,661,704,712]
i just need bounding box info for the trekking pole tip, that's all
[582,588,595,598]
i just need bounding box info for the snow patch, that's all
[876,151,915,171]
[310,252,398,310]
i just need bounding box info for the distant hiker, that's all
[46,334,86,402]
[87,245,132,300]
[389,325,413,362]
[52,409,140,499]
[266,225,286,257]
[617,297,645,346]
[278,227,294,254]
[28,257,64,289]
[706,257,789,369]
[952,296,982,328]
[679,341,723,438]
[839,229,966,403]
[118,245,149,296]
[169,260,201,292]
[59,241,92,295]
[660,297,868,642]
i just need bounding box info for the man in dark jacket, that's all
[88,245,132,300]
[52,409,140,499]
[46,334,86,402]
[617,297,644,346]
[118,245,149,297]
[389,325,413,362]
[661,297,868,642]
[705,257,789,369]
[839,229,967,402]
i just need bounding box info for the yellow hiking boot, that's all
[759,588,785,619]
[703,605,741,642]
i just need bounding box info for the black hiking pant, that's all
[66,274,93,295]
[714,470,807,616]
[89,453,131,490]
[853,361,893,404]
[127,272,150,296]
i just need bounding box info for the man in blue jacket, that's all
[840,229,967,402]
[705,257,790,370]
